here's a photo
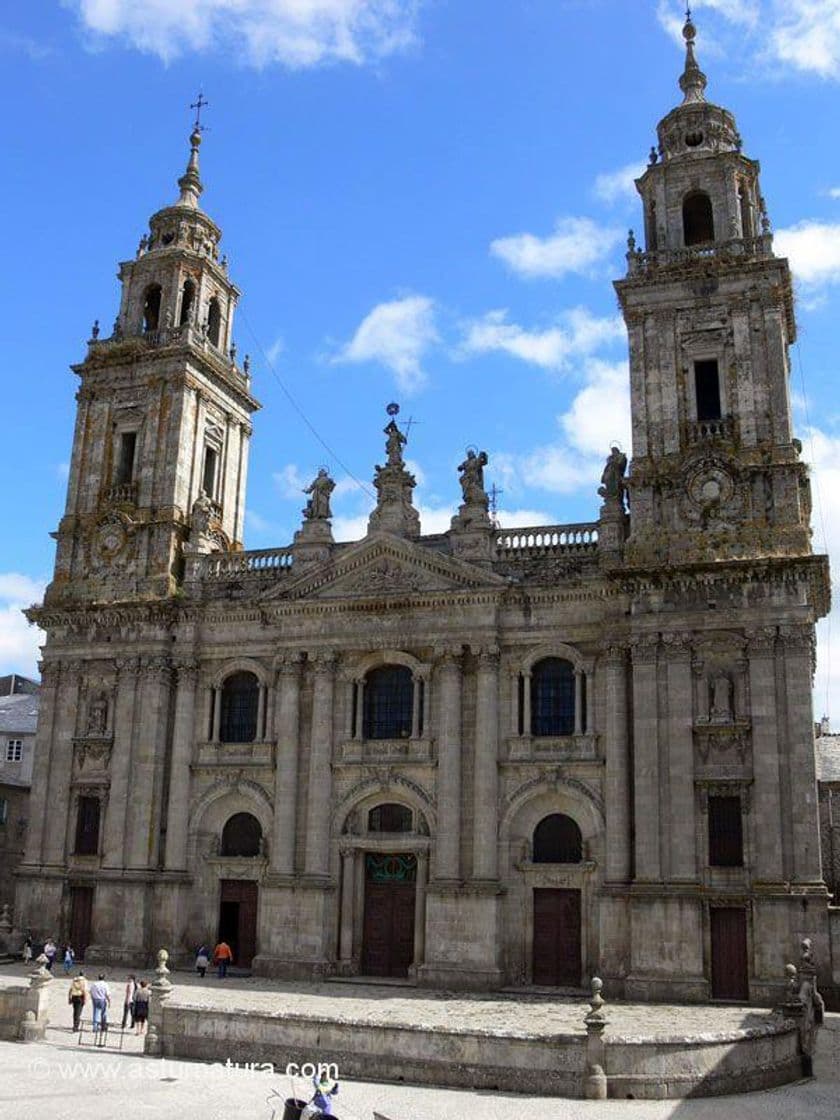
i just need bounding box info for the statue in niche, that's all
[86,693,108,736]
[709,672,733,723]
[384,419,407,468]
[598,445,627,509]
[302,468,335,521]
[457,449,489,507]
[191,493,214,535]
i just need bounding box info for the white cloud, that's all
[771,1,840,79]
[593,162,646,206]
[0,573,46,679]
[490,217,623,280]
[774,220,840,286]
[459,307,624,372]
[828,188,840,199]
[265,336,285,365]
[273,463,309,499]
[332,295,438,393]
[69,0,419,68]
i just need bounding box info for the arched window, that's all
[682,191,715,246]
[219,671,259,743]
[533,813,583,863]
[207,296,222,347]
[738,184,752,239]
[368,803,413,833]
[363,665,413,740]
[179,278,195,326]
[221,812,262,857]
[142,284,162,332]
[531,658,575,736]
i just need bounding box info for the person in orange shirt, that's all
[213,940,233,978]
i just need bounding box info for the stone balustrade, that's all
[88,324,250,384]
[686,415,735,444]
[495,523,599,559]
[195,546,295,580]
[626,234,774,277]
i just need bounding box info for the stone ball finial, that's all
[683,13,696,43]
[190,127,202,149]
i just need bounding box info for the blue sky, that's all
[2,0,840,717]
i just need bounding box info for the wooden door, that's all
[219,879,258,967]
[69,886,94,958]
[710,907,748,1000]
[533,888,581,986]
[361,854,416,978]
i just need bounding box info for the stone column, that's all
[748,627,784,882]
[23,661,60,865]
[663,634,696,881]
[42,662,82,867]
[435,649,463,881]
[164,660,199,872]
[522,671,532,736]
[256,683,266,741]
[103,657,139,868]
[574,670,584,735]
[413,850,429,969]
[211,686,221,741]
[338,846,356,965]
[781,626,823,881]
[585,670,594,734]
[604,646,631,883]
[304,652,336,879]
[271,655,302,876]
[632,636,661,881]
[126,656,172,869]
[353,679,364,740]
[472,647,500,881]
[411,674,422,740]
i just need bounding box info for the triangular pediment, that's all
[261,533,507,602]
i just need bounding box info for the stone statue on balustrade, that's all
[303,468,335,522]
[457,449,489,509]
[598,446,627,510]
[184,493,227,558]
[191,493,215,536]
[384,419,407,467]
[709,672,732,723]
[86,693,108,736]
[367,409,421,539]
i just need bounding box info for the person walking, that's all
[121,975,137,1030]
[132,980,151,1035]
[68,972,87,1032]
[43,939,57,971]
[302,1071,339,1118]
[195,945,210,979]
[89,974,111,1043]
[21,935,32,965]
[213,939,233,979]
[63,945,75,974]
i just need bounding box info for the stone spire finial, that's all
[679,9,708,105]
[177,127,204,209]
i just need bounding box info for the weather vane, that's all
[191,92,209,132]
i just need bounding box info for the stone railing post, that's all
[145,949,174,1057]
[19,957,52,1042]
[582,976,608,1100]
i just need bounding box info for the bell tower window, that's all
[694,359,722,422]
[142,284,162,332]
[202,445,219,499]
[115,431,137,486]
[739,184,753,239]
[179,279,195,326]
[207,297,222,347]
[682,191,715,246]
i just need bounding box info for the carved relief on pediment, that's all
[73,737,113,773]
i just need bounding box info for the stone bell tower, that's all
[616,14,811,569]
[610,14,831,1003]
[47,118,260,604]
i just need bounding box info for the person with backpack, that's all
[213,939,233,979]
[195,945,210,979]
[132,980,151,1035]
[68,972,87,1032]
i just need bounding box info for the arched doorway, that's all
[217,812,262,968]
[361,851,417,978]
[531,813,583,987]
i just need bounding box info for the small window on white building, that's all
[6,739,22,762]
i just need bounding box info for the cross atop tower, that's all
[190,92,209,132]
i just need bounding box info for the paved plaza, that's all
[1,962,839,1118]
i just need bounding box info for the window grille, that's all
[6,739,22,762]
[221,812,262,857]
[74,796,100,855]
[368,803,413,833]
[531,658,575,736]
[219,671,259,743]
[363,666,413,740]
[532,813,583,863]
[708,795,744,867]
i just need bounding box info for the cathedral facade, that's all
[15,18,834,1000]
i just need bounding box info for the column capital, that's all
[777,624,815,654]
[601,644,628,668]
[475,645,501,670]
[37,660,61,686]
[114,655,141,678]
[173,658,200,684]
[434,645,464,671]
[273,651,304,678]
[630,635,659,664]
[660,631,693,661]
[139,654,171,677]
[746,626,777,655]
[310,650,337,675]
